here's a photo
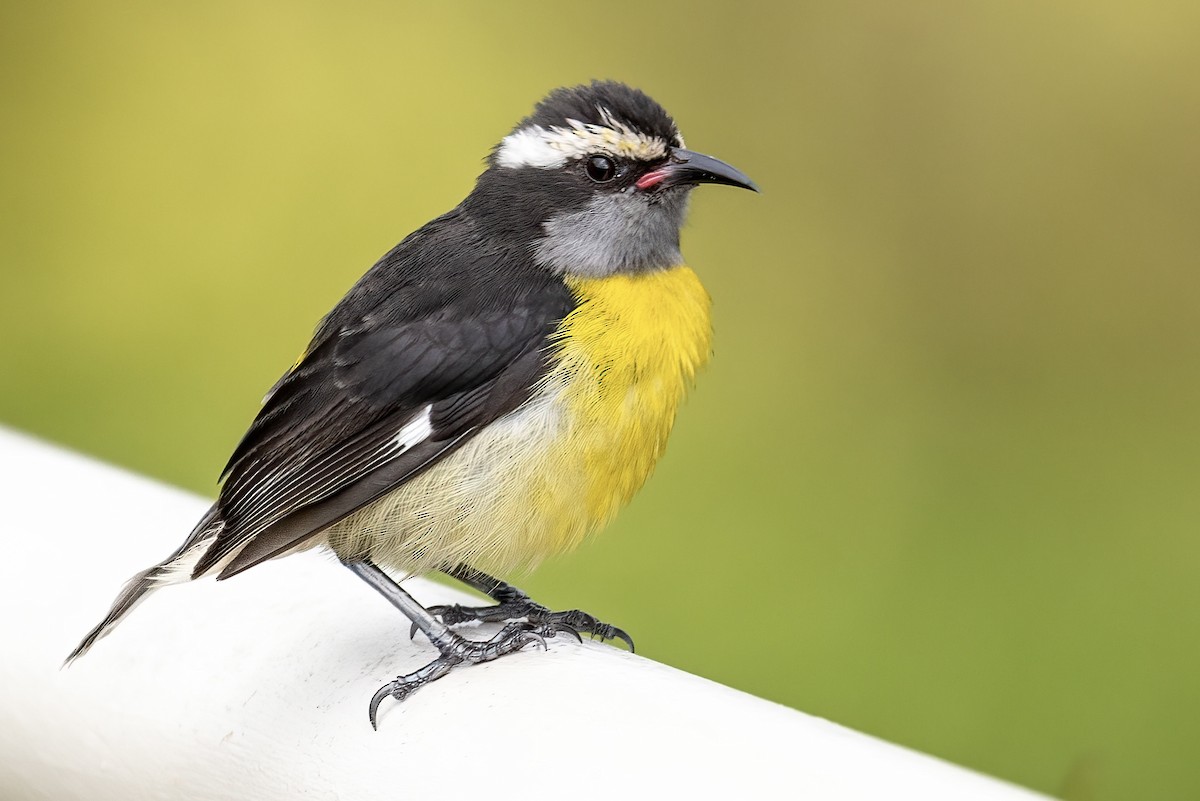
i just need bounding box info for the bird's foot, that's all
[418,598,635,653]
[370,620,580,728]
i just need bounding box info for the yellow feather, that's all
[325,266,712,575]
[552,267,713,530]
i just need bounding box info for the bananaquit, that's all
[68,81,757,725]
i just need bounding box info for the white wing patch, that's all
[164,405,438,582]
[495,105,681,170]
[396,405,433,448]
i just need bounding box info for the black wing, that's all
[192,208,575,579]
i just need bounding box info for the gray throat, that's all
[534,191,690,277]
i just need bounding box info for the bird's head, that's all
[465,81,756,278]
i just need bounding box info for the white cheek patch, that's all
[495,106,682,170]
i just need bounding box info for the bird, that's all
[67,80,756,726]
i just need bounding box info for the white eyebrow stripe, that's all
[495,106,678,170]
[496,126,575,169]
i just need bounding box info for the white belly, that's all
[322,379,590,576]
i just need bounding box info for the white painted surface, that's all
[0,427,1049,800]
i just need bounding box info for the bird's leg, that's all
[420,562,635,652]
[344,559,580,728]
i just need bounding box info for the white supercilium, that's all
[495,106,682,170]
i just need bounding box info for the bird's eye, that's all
[585,155,617,183]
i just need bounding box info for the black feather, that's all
[507,80,682,150]
[192,204,575,578]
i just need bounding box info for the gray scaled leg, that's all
[419,563,635,652]
[344,559,581,728]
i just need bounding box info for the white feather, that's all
[396,405,432,448]
[152,526,224,585]
[496,126,570,169]
[494,107,674,170]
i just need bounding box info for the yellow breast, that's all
[325,265,712,576]
[548,265,713,530]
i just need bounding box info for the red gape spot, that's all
[636,170,667,190]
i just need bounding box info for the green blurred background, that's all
[2,2,1197,798]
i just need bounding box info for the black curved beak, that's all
[637,147,758,193]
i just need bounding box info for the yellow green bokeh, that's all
[3,3,1198,799]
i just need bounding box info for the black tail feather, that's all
[64,503,222,665]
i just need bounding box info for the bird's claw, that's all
[369,679,413,730]
[551,610,635,652]
[372,620,578,728]
[541,621,583,645]
[506,627,548,653]
[415,599,633,652]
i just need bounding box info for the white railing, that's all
[0,427,1049,800]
